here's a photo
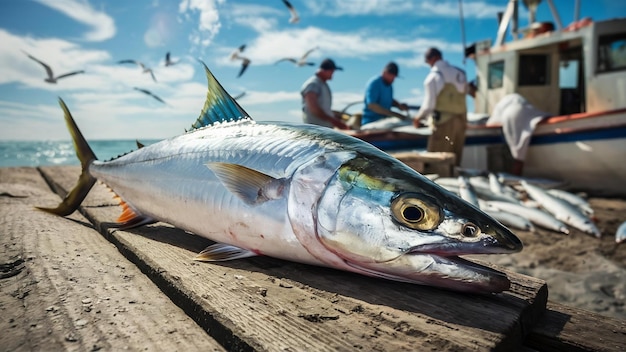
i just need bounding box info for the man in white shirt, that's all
[413,47,468,166]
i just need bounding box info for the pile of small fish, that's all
[431,172,603,238]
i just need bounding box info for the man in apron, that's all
[413,47,468,166]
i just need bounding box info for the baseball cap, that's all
[320,58,343,71]
[385,61,399,76]
[425,47,442,61]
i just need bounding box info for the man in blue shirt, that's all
[361,62,409,126]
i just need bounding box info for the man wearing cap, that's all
[300,58,349,130]
[361,61,409,126]
[412,47,468,166]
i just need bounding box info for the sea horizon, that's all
[0,139,162,167]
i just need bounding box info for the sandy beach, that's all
[470,196,626,320]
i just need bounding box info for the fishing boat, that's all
[346,0,626,196]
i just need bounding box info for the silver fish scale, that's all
[106,121,349,178]
[87,120,363,265]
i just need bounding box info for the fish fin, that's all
[189,61,251,130]
[36,99,97,216]
[206,162,285,205]
[114,198,155,229]
[194,243,258,262]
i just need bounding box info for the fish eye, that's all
[391,193,441,231]
[462,223,480,237]
[401,205,424,223]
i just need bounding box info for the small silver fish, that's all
[38,62,523,293]
[547,189,594,217]
[480,205,536,233]
[458,176,479,208]
[521,181,600,238]
[484,200,569,235]
[616,221,626,244]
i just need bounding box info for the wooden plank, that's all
[37,165,549,351]
[524,301,626,352]
[0,167,225,352]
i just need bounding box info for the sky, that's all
[1,0,625,141]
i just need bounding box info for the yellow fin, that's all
[206,162,285,205]
[195,243,258,262]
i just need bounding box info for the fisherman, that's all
[412,47,468,166]
[360,61,409,126]
[300,58,350,130]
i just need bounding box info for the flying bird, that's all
[165,52,178,66]
[229,44,251,78]
[232,91,246,100]
[229,44,246,60]
[133,87,166,104]
[274,47,318,67]
[24,52,85,84]
[282,0,300,24]
[118,59,157,82]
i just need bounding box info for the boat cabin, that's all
[471,3,626,118]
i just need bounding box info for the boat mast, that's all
[459,0,467,65]
[495,0,518,46]
[545,0,563,29]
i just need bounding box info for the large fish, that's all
[38,63,522,293]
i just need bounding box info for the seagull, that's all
[24,52,85,84]
[274,47,318,67]
[133,87,165,104]
[233,91,246,100]
[164,52,178,66]
[229,44,246,60]
[282,0,300,24]
[118,59,157,82]
[229,44,251,78]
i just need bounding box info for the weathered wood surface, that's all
[0,167,225,351]
[526,301,626,352]
[3,166,552,351]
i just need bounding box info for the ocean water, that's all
[0,139,162,167]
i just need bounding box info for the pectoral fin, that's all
[194,243,258,262]
[206,162,286,205]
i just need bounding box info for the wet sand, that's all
[470,196,626,320]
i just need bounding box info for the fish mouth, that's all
[346,251,511,294]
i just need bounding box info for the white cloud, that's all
[0,29,110,88]
[304,0,414,16]
[34,0,116,41]
[303,0,506,19]
[178,0,225,48]
[144,12,178,48]
[219,27,460,67]
[0,27,208,140]
[241,90,299,105]
[228,4,281,32]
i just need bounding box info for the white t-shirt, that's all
[301,75,333,128]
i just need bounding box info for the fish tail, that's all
[37,98,98,216]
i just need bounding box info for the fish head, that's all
[312,155,523,293]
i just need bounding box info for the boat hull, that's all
[348,109,626,196]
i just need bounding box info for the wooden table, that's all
[1,166,624,351]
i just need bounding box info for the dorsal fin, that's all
[189,61,251,130]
